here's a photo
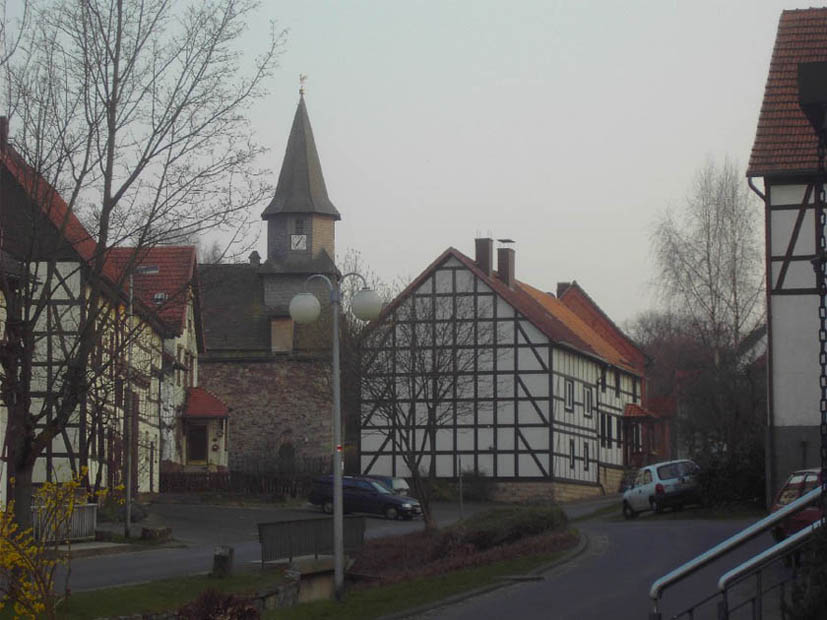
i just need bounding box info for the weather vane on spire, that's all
[299,74,308,96]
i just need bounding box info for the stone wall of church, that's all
[199,357,333,472]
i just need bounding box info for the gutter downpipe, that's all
[748,174,776,508]
[649,486,821,618]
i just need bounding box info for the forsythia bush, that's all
[0,468,109,619]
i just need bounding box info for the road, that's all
[63,497,775,620]
[63,500,496,591]
[415,514,773,620]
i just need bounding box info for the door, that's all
[187,425,208,463]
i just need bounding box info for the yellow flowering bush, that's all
[0,468,93,619]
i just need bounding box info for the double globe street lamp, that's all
[289,273,382,599]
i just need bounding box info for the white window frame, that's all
[565,379,574,411]
[584,386,593,417]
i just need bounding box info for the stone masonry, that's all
[199,358,333,471]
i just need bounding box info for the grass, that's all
[50,568,283,619]
[266,544,575,620]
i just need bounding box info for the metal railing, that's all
[257,515,366,565]
[648,487,822,619]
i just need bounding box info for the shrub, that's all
[789,525,827,620]
[435,505,567,558]
[459,468,494,502]
[176,588,259,619]
[694,451,765,506]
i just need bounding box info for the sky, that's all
[223,0,811,325]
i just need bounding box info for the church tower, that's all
[261,91,340,271]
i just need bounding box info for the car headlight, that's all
[402,503,412,509]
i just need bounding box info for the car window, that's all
[777,480,804,506]
[802,474,820,493]
[370,481,391,494]
[643,470,653,484]
[635,470,647,486]
[657,464,679,480]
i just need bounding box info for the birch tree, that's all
[0,0,284,528]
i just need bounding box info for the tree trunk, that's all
[12,462,34,531]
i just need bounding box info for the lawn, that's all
[50,569,282,619]
[267,545,574,620]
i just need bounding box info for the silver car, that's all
[622,459,701,519]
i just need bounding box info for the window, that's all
[633,424,642,452]
[584,386,593,417]
[615,369,620,397]
[633,378,638,401]
[295,218,305,234]
[616,418,622,447]
[607,414,613,445]
[584,442,589,471]
[569,439,575,469]
[564,379,574,411]
[601,367,607,392]
[153,292,168,305]
[600,414,606,448]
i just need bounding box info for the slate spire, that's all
[262,93,341,220]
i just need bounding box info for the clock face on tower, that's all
[290,234,307,251]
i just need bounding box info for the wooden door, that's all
[187,425,207,463]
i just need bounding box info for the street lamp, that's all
[289,273,382,599]
[124,263,158,538]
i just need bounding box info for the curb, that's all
[378,530,590,620]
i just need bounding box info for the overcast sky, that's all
[231,0,810,325]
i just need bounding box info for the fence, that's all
[160,470,322,498]
[257,515,366,564]
[33,503,97,542]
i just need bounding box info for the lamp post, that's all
[124,264,158,538]
[289,272,382,599]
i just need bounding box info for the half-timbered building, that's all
[747,7,827,500]
[360,238,658,501]
[0,121,219,506]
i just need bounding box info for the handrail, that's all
[717,519,822,591]
[649,486,822,612]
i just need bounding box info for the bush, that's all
[694,452,765,506]
[435,505,567,558]
[789,526,827,620]
[459,468,494,502]
[177,588,259,619]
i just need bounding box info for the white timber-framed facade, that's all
[747,8,827,501]
[360,239,652,501]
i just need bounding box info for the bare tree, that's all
[0,0,284,527]
[649,158,766,485]
[360,292,492,529]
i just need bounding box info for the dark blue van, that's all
[309,475,421,520]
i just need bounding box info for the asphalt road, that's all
[63,496,776,620]
[63,500,496,591]
[414,515,774,620]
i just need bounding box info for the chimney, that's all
[497,247,515,288]
[475,237,494,276]
[557,282,571,298]
[0,116,7,154]
[249,250,261,266]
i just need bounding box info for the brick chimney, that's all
[475,237,494,276]
[497,247,515,288]
[557,282,572,298]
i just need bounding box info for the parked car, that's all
[308,475,421,520]
[364,474,411,496]
[770,468,822,541]
[622,459,701,519]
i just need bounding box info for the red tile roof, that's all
[376,247,643,376]
[624,403,659,419]
[183,386,229,418]
[107,246,197,335]
[0,146,119,281]
[748,8,827,177]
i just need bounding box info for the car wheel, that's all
[384,506,399,520]
[322,501,333,514]
[622,501,637,520]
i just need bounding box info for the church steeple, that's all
[262,93,341,221]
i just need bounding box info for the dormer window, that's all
[153,292,168,304]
